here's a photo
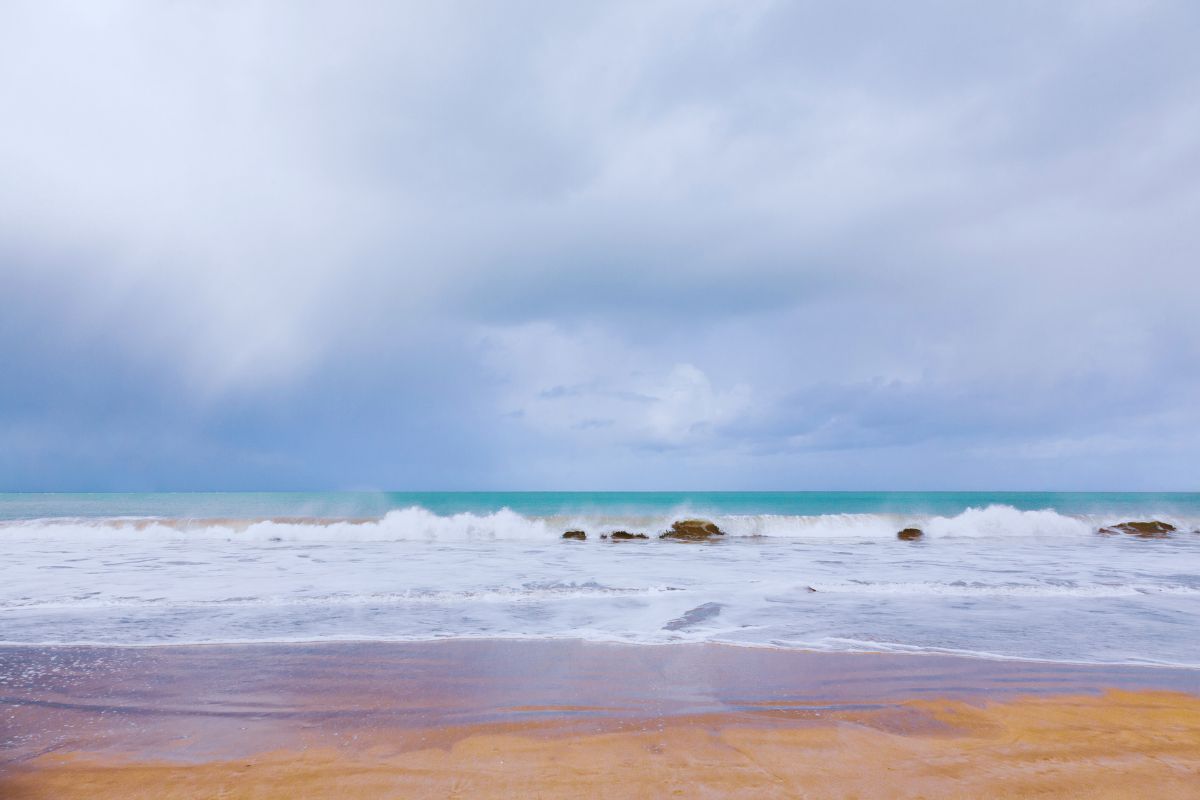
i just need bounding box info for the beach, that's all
[3,493,1199,796]
[3,640,1199,798]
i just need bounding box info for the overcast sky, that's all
[2,1,1199,491]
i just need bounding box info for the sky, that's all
[2,1,1199,491]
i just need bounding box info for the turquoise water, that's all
[3,491,1200,520]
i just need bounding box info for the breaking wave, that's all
[0,504,1194,541]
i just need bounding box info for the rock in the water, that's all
[610,530,648,540]
[897,528,924,541]
[661,519,724,540]
[562,530,587,540]
[1098,520,1176,538]
[663,602,723,631]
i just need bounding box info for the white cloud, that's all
[480,323,750,448]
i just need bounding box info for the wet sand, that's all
[2,641,1199,797]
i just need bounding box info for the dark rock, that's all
[610,530,649,540]
[805,586,818,593]
[897,528,924,541]
[562,530,587,540]
[661,519,724,540]
[1098,520,1176,538]
[663,602,723,631]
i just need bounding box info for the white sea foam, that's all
[0,583,686,612]
[2,504,1198,666]
[802,581,1200,598]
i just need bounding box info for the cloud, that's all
[1,1,1198,488]
[479,322,751,449]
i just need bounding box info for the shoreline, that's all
[3,635,1199,671]
[3,640,1200,796]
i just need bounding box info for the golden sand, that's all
[5,689,1199,799]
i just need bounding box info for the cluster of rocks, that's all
[562,518,725,542]
[565,519,1192,543]
[890,519,1192,542]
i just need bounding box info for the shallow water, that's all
[1,492,1198,666]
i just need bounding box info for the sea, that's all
[2,492,1198,667]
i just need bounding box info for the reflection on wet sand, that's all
[2,641,1199,798]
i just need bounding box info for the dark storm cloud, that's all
[1,1,1198,489]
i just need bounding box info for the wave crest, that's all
[0,504,1193,541]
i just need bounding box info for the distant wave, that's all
[1,504,1196,541]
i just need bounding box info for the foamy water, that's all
[1,493,1198,666]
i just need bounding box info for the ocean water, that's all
[2,492,1199,667]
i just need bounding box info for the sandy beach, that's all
[2,640,1198,798]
